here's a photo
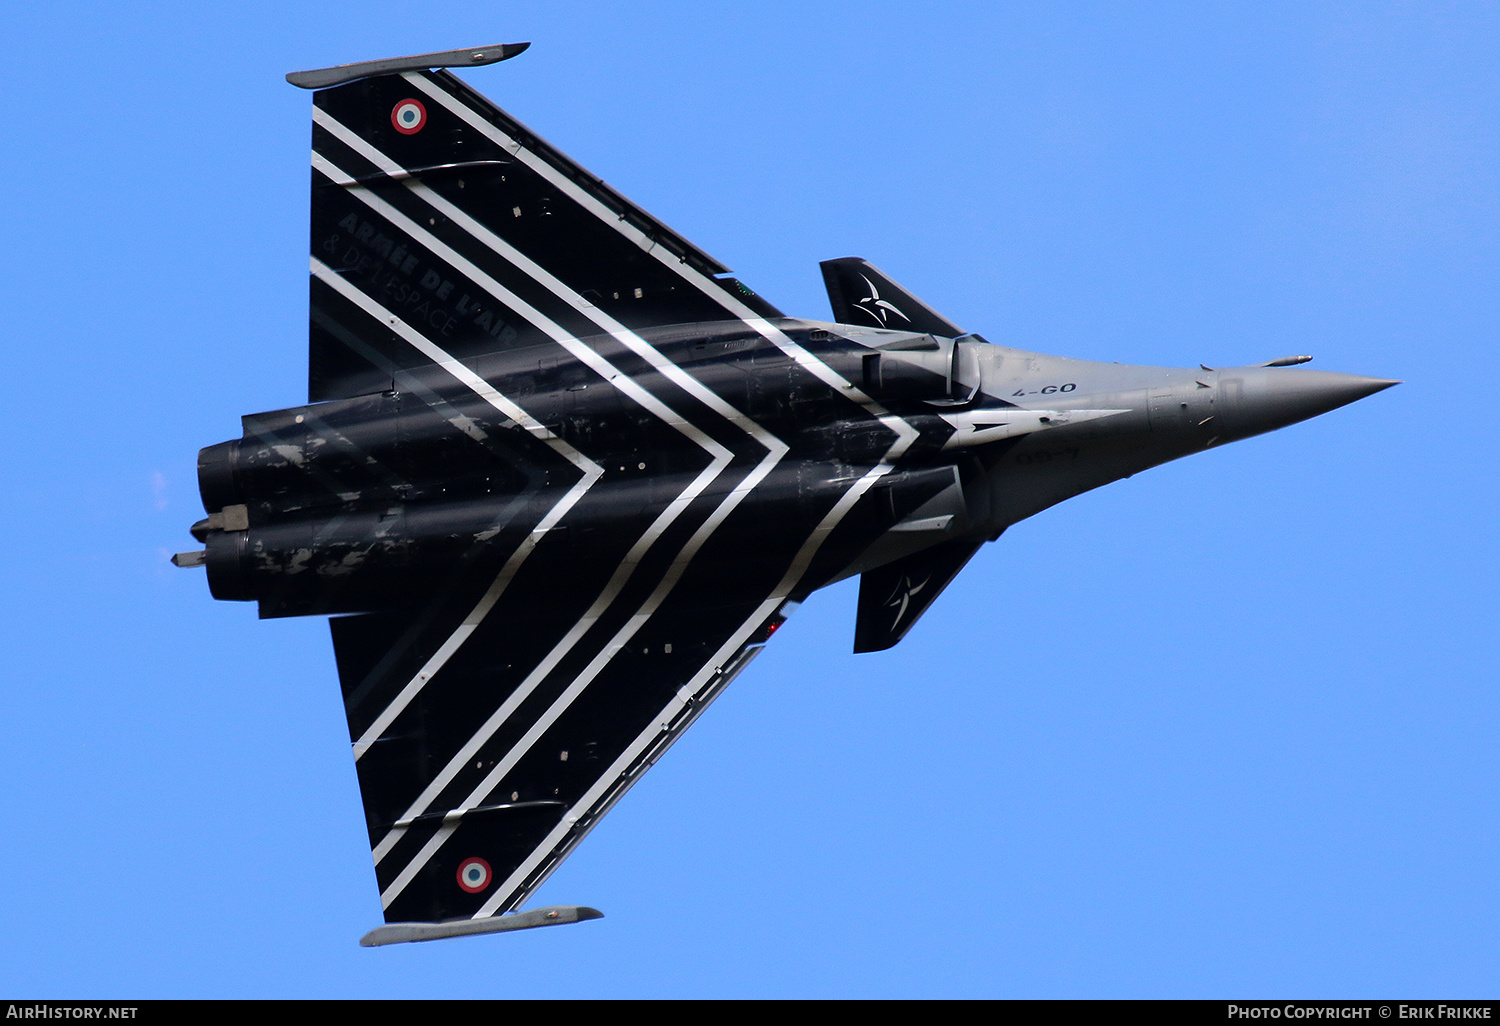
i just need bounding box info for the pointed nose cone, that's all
[1219,368,1399,441]
[1258,369,1400,422]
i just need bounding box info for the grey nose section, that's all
[1219,369,1399,440]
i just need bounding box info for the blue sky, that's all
[2,2,1496,998]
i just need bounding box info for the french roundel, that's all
[391,99,427,135]
[456,857,492,893]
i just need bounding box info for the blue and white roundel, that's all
[456,856,492,893]
[391,99,427,135]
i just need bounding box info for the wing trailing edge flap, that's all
[821,257,965,338]
[853,535,989,653]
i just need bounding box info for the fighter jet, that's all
[172,43,1397,945]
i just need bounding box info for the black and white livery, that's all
[174,44,1397,945]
